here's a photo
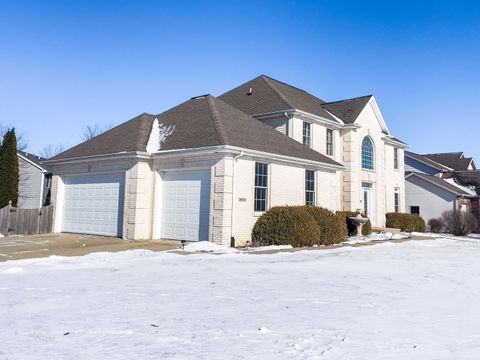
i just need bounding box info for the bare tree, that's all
[81,124,113,141]
[39,144,65,159]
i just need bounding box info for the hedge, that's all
[336,211,372,236]
[303,206,347,245]
[251,206,320,247]
[385,212,426,232]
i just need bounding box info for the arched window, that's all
[362,137,374,170]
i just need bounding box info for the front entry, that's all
[362,181,375,219]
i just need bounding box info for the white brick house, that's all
[45,76,407,246]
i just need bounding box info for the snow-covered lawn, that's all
[2,238,480,359]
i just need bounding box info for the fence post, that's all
[7,200,12,236]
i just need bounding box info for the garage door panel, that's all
[160,171,210,241]
[62,174,124,237]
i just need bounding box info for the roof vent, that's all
[190,94,210,100]
[246,87,253,95]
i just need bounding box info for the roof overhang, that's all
[17,152,47,172]
[152,145,345,171]
[406,172,475,197]
[404,152,453,172]
[252,109,344,129]
[43,145,345,172]
[383,136,409,149]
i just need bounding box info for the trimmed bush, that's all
[336,211,372,236]
[303,206,347,245]
[442,210,477,236]
[428,218,445,233]
[252,206,320,247]
[385,213,426,232]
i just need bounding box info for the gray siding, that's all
[405,175,457,223]
[262,117,288,135]
[405,157,439,175]
[18,157,45,209]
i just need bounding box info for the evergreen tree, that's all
[0,129,19,207]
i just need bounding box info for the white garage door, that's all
[161,171,211,241]
[62,173,125,237]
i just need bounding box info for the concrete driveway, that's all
[0,233,179,262]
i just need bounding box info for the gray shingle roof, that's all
[321,95,372,124]
[156,95,342,166]
[52,113,156,160]
[219,75,337,121]
[407,171,475,196]
[17,150,46,168]
[52,95,343,167]
[423,152,476,171]
[405,151,452,171]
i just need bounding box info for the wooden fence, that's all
[0,202,53,236]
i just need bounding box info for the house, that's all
[404,151,479,225]
[17,151,52,209]
[44,75,407,245]
[220,75,408,226]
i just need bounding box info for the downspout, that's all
[230,151,244,247]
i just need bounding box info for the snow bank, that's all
[180,241,240,253]
[345,232,408,244]
[3,240,480,358]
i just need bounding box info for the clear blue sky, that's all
[1,0,479,160]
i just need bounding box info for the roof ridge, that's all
[323,95,373,105]
[260,75,309,94]
[260,75,294,110]
[206,96,227,145]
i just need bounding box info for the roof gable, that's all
[219,75,336,121]
[322,95,372,124]
[17,151,47,171]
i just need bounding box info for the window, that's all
[410,206,420,215]
[254,163,268,212]
[303,122,311,147]
[362,137,374,170]
[326,129,334,156]
[394,148,399,170]
[394,188,400,212]
[305,170,315,205]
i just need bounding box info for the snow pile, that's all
[180,241,240,253]
[146,118,175,153]
[0,233,4,238]
[246,244,293,252]
[345,232,408,244]
[3,240,480,358]
[444,178,477,196]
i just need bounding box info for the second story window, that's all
[254,163,268,212]
[303,122,311,147]
[305,170,315,205]
[326,129,334,156]
[362,136,374,170]
[394,148,399,170]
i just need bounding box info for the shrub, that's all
[303,206,347,245]
[336,211,372,236]
[442,210,478,236]
[251,206,320,247]
[428,218,445,233]
[385,213,426,232]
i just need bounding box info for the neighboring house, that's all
[17,151,52,209]
[44,75,407,245]
[404,151,479,226]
